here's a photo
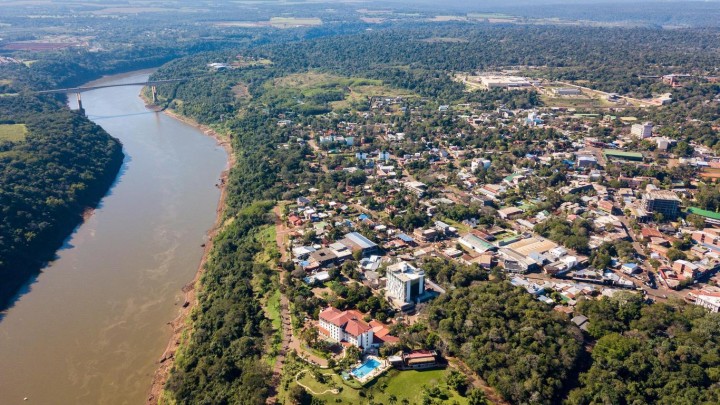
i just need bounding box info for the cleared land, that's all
[270,17,322,27]
[269,72,416,112]
[0,124,28,142]
[215,17,322,28]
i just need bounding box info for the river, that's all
[0,70,228,404]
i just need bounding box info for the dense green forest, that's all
[567,295,720,404]
[426,282,583,404]
[0,84,123,310]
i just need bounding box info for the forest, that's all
[568,294,720,404]
[425,282,583,404]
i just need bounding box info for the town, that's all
[254,69,720,400]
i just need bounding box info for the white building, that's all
[318,307,374,350]
[696,294,720,313]
[479,75,531,90]
[386,261,425,304]
[631,122,653,139]
[471,158,492,173]
[553,87,582,96]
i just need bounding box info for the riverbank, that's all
[145,104,235,405]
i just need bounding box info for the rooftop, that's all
[645,190,681,202]
[387,261,424,282]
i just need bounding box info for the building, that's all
[695,292,720,312]
[471,158,491,173]
[403,181,427,196]
[687,207,720,226]
[499,247,539,274]
[339,232,379,255]
[318,307,374,350]
[631,122,653,139]
[386,261,425,305]
[693,229,720,251]
[498,206,524,220]
[478,75,531,90]
[603,149,644,162]
[553,87,582,96]
[672,260,700,280]
[577,155,598,168]
[389,350,439,370]
[641,190,681,219]
[459,232,496,253]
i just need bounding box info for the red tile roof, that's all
[319,307,371,337]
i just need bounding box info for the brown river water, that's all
[0,70,227,404]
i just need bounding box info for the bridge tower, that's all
[75,92,85,116]
[151,85,158,104]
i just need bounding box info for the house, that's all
[318,307,374,350]
[413,227,439,242]
[621,263,640,275]
[672,260,699,280]
[571,315,590,331]
[308,248,337,268]
[304,271,331,285]
[498,206,523,220]
[288,214,304,227]
[598,200,615,214]
[479,184,506,200]
[577,156,598,168]
[297,196,312,207]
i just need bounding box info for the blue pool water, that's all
[351,358,381,379]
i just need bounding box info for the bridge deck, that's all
[36,77,197,94]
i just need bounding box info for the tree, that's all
[467,389,489,405]
[289,385,312,405]
[687,213,706,229]
[446,371,470,395]
[666,247,687,262]
[301,326,319,347]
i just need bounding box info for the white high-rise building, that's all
[631,122,653,138]
[386,262,425,304]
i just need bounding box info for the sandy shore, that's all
[143,100,235,404]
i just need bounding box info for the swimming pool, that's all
[351,358,382,379]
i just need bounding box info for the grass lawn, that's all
[254,224,278,266]
[0,124,27,142]
[294,367,469,404]
[263,289,282,367]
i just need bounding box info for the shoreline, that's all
[144,99,236,404]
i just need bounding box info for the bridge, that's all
[36,77,202,115]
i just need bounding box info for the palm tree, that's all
[388,394,398,404]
